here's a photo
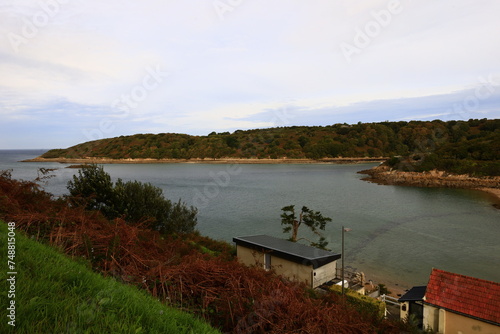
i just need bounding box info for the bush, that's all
[378,283,391,295]
[386,156,401,167]
[68,165,197,234]
[330,285,386,319]
[67,164,116,217]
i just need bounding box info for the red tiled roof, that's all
[425,268,500,325]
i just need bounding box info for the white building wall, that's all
[312,261,337,288]
[400,301,410,320]
[423,304,439,332]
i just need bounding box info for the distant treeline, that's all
[43,118,500,175]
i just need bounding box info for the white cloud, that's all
[0,0,499,148]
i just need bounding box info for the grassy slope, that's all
[0,221,219,334]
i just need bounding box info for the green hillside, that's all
[41,119,500,176]
[0,221,219,334]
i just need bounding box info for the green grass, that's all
[0,221,219,334]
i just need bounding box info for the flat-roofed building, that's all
[233,234,341,289]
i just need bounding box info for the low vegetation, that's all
[68,165,197,234]
[0,221,219,334]
[330,285,387,320]
[41,119,500,176]
[0,170,425,333]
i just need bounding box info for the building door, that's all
[264,253,271,270]
[409,301,424,329]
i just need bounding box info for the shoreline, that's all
[477,187,500,209]
[22,157,388,165]
[362,270,413,298]
[360,165,500,208]
[17,157,498,297]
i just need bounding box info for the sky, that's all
[0,0,499,149]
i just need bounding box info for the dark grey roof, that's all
[398,286,427,302]
[233,234,341,269]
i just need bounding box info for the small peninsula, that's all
[26,119,499,166]
[25,119,500,203]
[27,157,387,164]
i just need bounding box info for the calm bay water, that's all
[2,150,499,289]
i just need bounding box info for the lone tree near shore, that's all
[280,205,331,250]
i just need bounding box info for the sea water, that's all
[1,150,499,289]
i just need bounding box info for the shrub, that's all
[68,165,197,234]
[67,164,116,217]
[330,285,386,319]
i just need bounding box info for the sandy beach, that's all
[478,187,500,208]
[23,157,388,165]
[362,271,414,298]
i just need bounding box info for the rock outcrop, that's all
[359,165,500,190]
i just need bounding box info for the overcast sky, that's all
[1,0,499,149]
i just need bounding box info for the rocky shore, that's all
[359,165,500,208]
[23,157,387,164]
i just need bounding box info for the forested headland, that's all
[36,118,500,176]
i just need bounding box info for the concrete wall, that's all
[236,245,265,268]
[235,245,337,289]
[423,304,440,332]
[400,301,410,321]
[312,260,336,288]
[444,310,499,334]
[423,304,500,334]
[268,255,313,287]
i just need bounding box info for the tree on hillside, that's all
[67,165,117,218]
[113,179,197,234]
[67,165,198,234]
[280,205,332,249]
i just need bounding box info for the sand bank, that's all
[23,157,387,165]
[477,187,500,209]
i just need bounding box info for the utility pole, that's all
[341,226,351,296]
